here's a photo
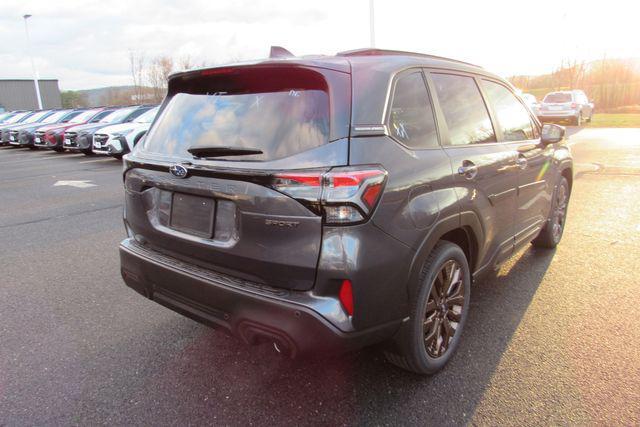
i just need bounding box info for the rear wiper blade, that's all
[187,146,263,158]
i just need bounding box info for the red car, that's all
[33,108,113,151]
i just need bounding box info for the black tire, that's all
[111,153,123,160]
[53,147,65,153]
[81,149,94,156]
[385,241,471,374]
[572,113,582,126]
[533,176,570,248]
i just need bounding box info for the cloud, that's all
[0,0,636,90]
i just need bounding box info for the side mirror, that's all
[541,123,565,145]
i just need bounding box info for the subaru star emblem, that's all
[169,164,188,178]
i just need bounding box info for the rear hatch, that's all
[542,93,574,111]
[123,63,351,291]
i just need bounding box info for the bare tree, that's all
[147,56,174,103]
[129,50,146,103]
[178,54,195,71]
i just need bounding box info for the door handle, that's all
[516,156,527,169]
[458,160,478,180]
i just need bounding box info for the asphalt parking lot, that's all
[1,129,639,425]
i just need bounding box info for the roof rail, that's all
[337,48,482,68]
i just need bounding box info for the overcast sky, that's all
[1,0,637,90]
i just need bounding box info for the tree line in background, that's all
[62,55,640,113]
[61,51,204,109]
[510,58,640,112]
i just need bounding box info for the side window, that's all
[431,73,496,146]
[388,71,439,149]
[482,80,534,141]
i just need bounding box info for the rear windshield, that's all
[142,66,343,162]
[144,91,329,161]
[544,93,572,103]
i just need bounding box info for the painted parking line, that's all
[53,180,97,188]
[0,154,85,164]
[78,158,121,164]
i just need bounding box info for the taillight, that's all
[271,172,323,202]
[570,102,577,109]
[271,166,387,225]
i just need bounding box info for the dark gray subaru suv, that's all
[119,48,572,374]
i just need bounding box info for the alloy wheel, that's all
[423,259,465,358]
[552,183,568,241]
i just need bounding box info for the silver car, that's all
[538,90,594,126]
[521,93,540,116]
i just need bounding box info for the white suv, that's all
[92,106,158,158]
[538,90,594,126]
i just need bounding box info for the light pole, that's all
[23,14,43,110]
[369,0,375,48]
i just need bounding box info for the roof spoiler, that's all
[269,46,295,58]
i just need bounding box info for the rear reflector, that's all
[339,279,354,316]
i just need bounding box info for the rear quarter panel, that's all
[348,135,460,319]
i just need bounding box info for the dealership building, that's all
[0,79,62,111]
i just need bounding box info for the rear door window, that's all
[388,71,439,149]
[481,80,534,141]
[431,73,496,146]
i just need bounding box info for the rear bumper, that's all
[538,112,577,121]
[119,238,402,357]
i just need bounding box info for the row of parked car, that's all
[521,89,595,126]
[0,104,159,158]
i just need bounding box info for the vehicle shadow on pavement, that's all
[116,246,556,425]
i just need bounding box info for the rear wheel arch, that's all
[560,166,573,193]
[406,212,482,301]
[387,237,473,374]
[439,226,478,277]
